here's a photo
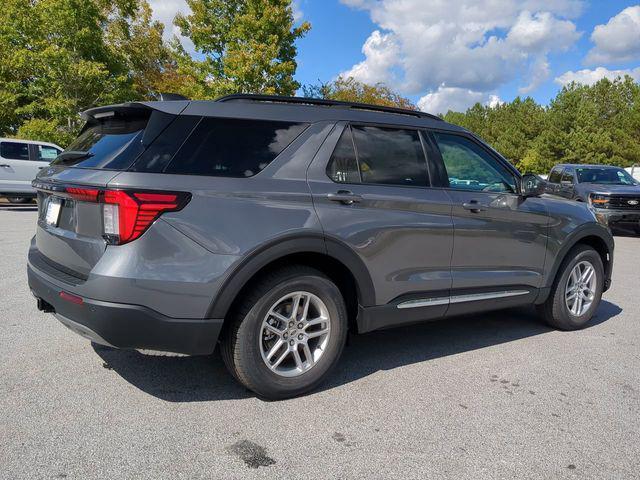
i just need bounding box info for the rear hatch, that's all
[33,103,187,279]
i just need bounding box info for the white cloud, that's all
[507,11,580,51]
[340,1,583,102]
[519,57,551,93]
[343,30,400,86]
[149,0,189,42]
[417,86,503,114]
[555,66,640,86]
[292,0,304,23]
[586,6,640,65]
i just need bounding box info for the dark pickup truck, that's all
[546,164,640,234]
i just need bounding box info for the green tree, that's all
[174,0,310,97]
[0,0,166,146]
[303,76,416,110]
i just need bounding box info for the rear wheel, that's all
[537,245,604,330]
[220,266,348,399]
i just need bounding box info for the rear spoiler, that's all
[81,101,190,122]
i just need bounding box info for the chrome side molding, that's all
[397,290,530,309]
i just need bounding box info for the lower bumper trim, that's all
[28,265,223,355]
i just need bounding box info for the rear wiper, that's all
[56,150,94,162]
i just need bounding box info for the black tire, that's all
[7,196,32,204]
[537,245,604,330]
[220,266,348,399]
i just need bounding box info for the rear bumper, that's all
[28,263,223,355]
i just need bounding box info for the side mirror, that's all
[521,174,546,198]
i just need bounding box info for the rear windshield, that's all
[52,115,149,170]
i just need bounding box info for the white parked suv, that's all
[0,138,62,203]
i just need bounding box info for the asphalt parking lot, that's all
[1,208,639,479]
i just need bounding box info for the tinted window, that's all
[37,145,60,161]
[351,126,428,186]
[561,169,574,183]
[0,142,29,160]
[165,118,307,177]
[130,115,200,173]
[53,115,148,169]
[327,127,360,183]
[433,133,516,193]
[548,167,562,184]
[576,167,638,185]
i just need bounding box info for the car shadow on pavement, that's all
[92,300,622,402]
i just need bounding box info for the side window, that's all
[548,167,562,184]
[561,169,574,183]
[37,145,60,162]
[0,141,29,161]
[433,133,516,193]
[351,126,428,186]
[165,118,308,177]
[326,127,360,184]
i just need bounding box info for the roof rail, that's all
[216,94,443,121]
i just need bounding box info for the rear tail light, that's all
[57,186,190,245]
[102,190,187,244]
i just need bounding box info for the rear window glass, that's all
[52,115,148,169]
[352,126,428,186]
[327,127,360,184]
[1,141,29,160]
[164,118,307,177]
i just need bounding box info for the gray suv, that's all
[546,164,640,234]
[28,95,614,399]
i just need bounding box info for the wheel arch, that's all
[546,225,614,292]
[207,234,376,331]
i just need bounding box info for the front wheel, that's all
[537,245,604,330]
[220,266,348,399]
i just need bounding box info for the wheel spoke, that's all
[306,316,328,328]
[300,294,311,322]
[582,266,594,284]
[271,348,290,370]
[292,348,303,370]
[307,327,330,339]
[266,339,284,361]
[268,310,289,324]
[264,323,284,336]
[302,343,314,366]
[290,294,302,320]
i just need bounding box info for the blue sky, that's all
[151,1,640,113]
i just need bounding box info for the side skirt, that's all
[357,286,538,334]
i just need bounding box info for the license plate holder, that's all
[45,197,63,227]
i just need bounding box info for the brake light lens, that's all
[101,190,187,244]
[34,183,190,244]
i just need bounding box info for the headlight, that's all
[590,193,610,207]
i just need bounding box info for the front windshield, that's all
[576,167,638,186]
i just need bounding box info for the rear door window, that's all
[0,141,29,160]
[326,127,360,184]
[351,126,429,187]
[165,118,308,177]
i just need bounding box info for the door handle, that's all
[327,191,362,205]
[0,164,10,168]
[462,200,486,213]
